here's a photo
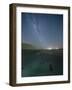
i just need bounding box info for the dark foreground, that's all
[22,49,63,77]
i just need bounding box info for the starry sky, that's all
[21,12,63,49]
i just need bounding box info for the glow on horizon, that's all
[47,48,53,50]
[55,48,59,49]
[46,47,59,50]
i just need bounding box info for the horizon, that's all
[22,42,63,50]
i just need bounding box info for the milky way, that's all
[31,15,46,48]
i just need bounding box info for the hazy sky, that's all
[21,13,63,49]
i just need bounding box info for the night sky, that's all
[21,13,63,49]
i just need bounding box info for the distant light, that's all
[46,47,59,50]
[55,48,59,49]
[47,48,53,50]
